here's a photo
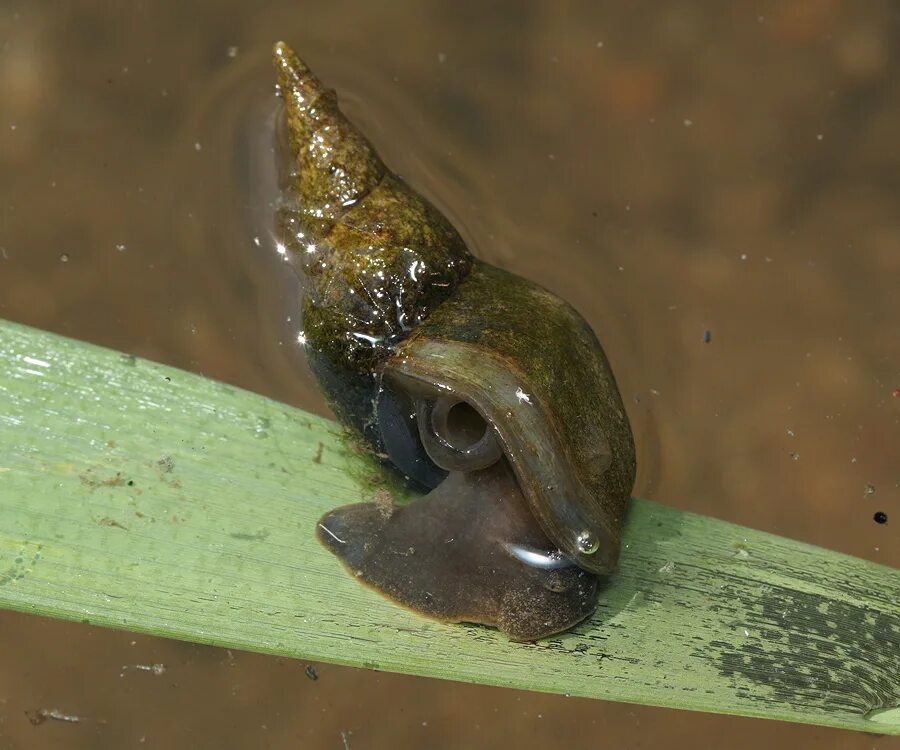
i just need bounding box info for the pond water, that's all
[1,1,898,747]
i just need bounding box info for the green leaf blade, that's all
[1,318,897,734]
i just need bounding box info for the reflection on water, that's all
[0,1,897,748]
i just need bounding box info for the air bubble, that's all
[576,531,599,555]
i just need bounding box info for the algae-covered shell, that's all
[273,42,636,638]
[274,43,472,449]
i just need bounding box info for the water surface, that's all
[0,2,898,747]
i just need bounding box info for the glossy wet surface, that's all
[0,1,898,747]
[317,461,600,642]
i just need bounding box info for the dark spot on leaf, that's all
[229,531,270,541]
[702,583,899,718]
[95,517,128,530]
[80,470,127,489]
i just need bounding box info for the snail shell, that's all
[273,43,635,640]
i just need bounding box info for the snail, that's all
[272,42,636,641]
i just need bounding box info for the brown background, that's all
[0,1,898,747]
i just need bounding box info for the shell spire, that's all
[272,42,473,446]
[273,42,385,239]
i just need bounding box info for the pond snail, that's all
[272,42,636,641]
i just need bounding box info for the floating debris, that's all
[25,708,83,725]
[122,663,166,676]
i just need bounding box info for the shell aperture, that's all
[273,42,635,641]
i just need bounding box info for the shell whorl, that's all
[273,43,473,379]
[274,43,473,449]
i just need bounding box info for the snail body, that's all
[273,43,635,640]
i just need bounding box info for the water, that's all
[1,1,898,747]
